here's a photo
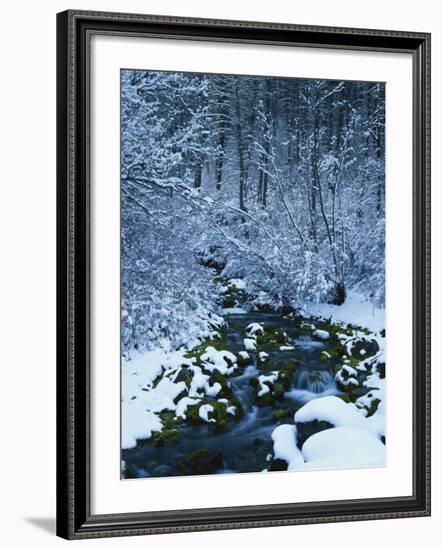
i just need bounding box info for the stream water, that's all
[122,311,340,478]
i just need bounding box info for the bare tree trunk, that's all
[194,163,202,190]
[215,132,225,192]
[234,82,247,211]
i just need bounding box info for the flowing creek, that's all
[122,311,341,478]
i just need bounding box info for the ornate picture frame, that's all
[56,10,430,539]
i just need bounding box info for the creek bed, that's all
[122,311,341,478]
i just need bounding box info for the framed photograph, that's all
[56,10,431,539]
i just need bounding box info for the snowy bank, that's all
[304,290,385,333]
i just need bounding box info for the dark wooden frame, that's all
[56,9,431,540]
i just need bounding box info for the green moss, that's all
[237,352,251,367]
[185,403,204,425]
[211,400,228,430]
[278,361,298,389]
[208,371,232,398]
[178,448,224,475]
[222,294,236,308]
[273,382,285,401]
[151,428,181,447]
[272,408,291,420]
[256,392,274,407]
[256,326,287,347]
[186,334,230,362]
[326,341,346,361]
[228,395,244,418]
[121,461,137,479]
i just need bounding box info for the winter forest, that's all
[121,70,386,478]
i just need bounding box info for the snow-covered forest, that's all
[121,70,386,478]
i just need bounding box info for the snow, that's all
[312,329,330,340]
[299,427,385,469]
[335,365,359,387]
[271,424,304,469]
[188,366,222,398]
[205,382,223,397]
[294,395,383,439]
[305,290,385,333]
[200,346,237,375]
[341,364,357,377]
[122,401,163,449]
[229,278,246,290]
[279,345,295,351]
[226,405,237,416]
[175,397,201,419]
[244,338,257,351]
[122,349,183,402]
[223,307,247,314]
[238,351,250,360]
[257,372,278,396]
[136,377,187,413]
[122,349,195,449]
[246,322,264,336]
[199,403,216,423]
[259,351,269,362]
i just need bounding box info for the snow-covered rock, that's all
[200,346,237,375]
[175,397,201,419]
[313,329,330,340]
[199,404,216,423]
[246,322,264,336]
[188,366,222,398]
[244,337,257,351]
[257,372,278,397]
[271,424,304,470]
[294,395,382,439]
[300,427,385,469]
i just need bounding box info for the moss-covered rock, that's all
[350,337,379,359]
[208,371,232,398]
[186,334,230,362]
[257,351,269,368]
[151,428,181,447]
[184,403,205,425]
[334,364,361,392]
[237,351,251,367]
[256,326,287,347]
[272,408,291,420]
[222,294,236,308]
[121,461,137,479]
[278,361,298,389]
[178,448,224,475]
[160,410,184,428]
